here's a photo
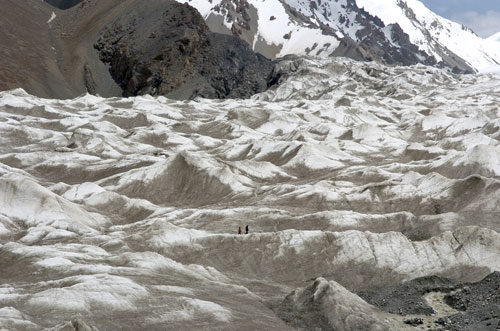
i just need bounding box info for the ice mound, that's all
[0,174,106,235]
[47,319,100,331]
[275,277,392,330]
[452,144,500,177]
[26,274,149,312]
[146,297,232,324]
[104,152,254,205]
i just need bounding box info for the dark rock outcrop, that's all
[94,0,273,99]
[43,0,83,10]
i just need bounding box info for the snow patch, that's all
[47,12,56,24]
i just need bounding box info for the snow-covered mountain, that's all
[2,59,500,330]
[489,31,500,42]
[182,0,500,73]
[356,0,500,73]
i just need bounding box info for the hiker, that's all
[238,226,242,235]
[245,225,249,234]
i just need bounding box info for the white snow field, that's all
[1,57,500,329]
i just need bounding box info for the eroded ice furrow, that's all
[1,58,500,329]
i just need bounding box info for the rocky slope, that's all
[359,273,500,331]
[0,0,74,98]
[1,58,500,329]
[0,0,272,99]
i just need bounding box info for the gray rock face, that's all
[94,0,273,99]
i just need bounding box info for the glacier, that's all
[1,58,500,329]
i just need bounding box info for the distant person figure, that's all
[245,225,249,234]
[238,226,242,235]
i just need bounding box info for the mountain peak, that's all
[182,0,500,73]
[488,31,500,42]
